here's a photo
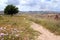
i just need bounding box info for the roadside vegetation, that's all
[0,5,39,40]
[27,14,60,35]
[0,15,39,40]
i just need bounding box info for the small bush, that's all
[4,5,19,15]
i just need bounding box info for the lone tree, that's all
[4,5,19,15]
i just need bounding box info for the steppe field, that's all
[0,13,60,40]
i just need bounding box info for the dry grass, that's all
[27,14,60,35]
[0,15,39,40]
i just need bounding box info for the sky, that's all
[0,0,60,11]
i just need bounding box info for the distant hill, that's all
[0,11,60,15]
[19,11,60,14]
[0,11,4,14]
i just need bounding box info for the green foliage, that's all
[4,5,19,15]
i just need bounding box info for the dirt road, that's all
[31,22,60,40]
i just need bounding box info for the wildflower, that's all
[0,27,3,30]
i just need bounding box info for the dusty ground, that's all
[31,22,60,40]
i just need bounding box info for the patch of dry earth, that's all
[31,22,60,40]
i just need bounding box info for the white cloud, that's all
[0,0,7,11]
[7,0,19,5]
[0,0,60,11]
[14,0,60,11]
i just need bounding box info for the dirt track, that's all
[31,22,60,40]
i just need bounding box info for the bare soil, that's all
[31,22,60,40]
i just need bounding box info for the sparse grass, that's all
[0,15,39,40]
[29,16,60,35]
[15,14,60,35]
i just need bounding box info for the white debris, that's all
[24,18,26,20]
[4,27,6,29]
[15,34,19,37]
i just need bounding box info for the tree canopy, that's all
[4,5,19,15]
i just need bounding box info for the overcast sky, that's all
[0,0,60,11]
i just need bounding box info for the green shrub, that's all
[4,5,19,15]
